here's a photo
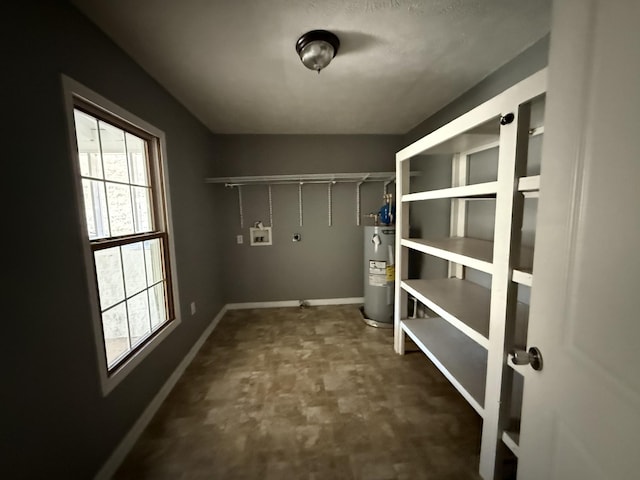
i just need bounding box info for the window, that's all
[63,77,180,393]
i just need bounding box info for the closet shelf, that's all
[402,279,491,348]
[401,237,494,274]
[399,122,499,158]
[518,175,540,192]
[403,279,530,350]
[402,181,498,202]
[518,175,541,198]
[401,176,537,203]
[512,268,533,286]
[401,236,534,284]
[401,318,487,415]
[205,171,412,187]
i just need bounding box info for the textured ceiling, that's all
[71,0,551,134]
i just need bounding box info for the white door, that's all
[518,1,640,478]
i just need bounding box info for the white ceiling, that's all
[71,0,551,134]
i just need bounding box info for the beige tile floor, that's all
[115,305,482,479]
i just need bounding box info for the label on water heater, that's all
[369,260,387,286]
[386,265,395,282]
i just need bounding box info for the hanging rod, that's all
[204,171,418,187]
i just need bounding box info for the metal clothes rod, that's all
[205,171,403,187]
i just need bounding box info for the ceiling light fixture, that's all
[295,30,340,73]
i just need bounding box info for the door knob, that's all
[509,347,543,371]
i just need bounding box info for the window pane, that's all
[149,283,167,329]
[128,291,151,347]
[126,133,149,186]
[106,183,134,236]
[78,152,103,179]
[95,247,125,310]
[100,121,129,183]
[74,110,103,179]
[82,179,110,239]
[102,303,129,367]
[122,241,146,297]
[144,239,164,286]
[132,186,153,233]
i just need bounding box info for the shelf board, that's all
[502,431,520,457]
[512,268,533,286]
[518,175,540,192]
[398,122,499,158]
[519,175,541,198]
[401,237,494,274]
[402,279,490,348]
[419,133,499,155]
[402,181,498,202]
[401,318,486,416]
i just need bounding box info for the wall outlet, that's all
[236,235,243,244]
[190,301,196,315]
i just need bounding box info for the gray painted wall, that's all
[215,135,401,302]
[4,2,223,477]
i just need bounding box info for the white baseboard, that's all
[226,297,364,310]
[94,305,228,480]
[95,297,362,479]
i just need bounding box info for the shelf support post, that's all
[449,153,468,279]
[394,157,410,354]
[480,101,532,480]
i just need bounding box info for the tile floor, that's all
[115,305,482,479]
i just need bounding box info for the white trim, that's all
[518,175,541,192]
[512,269,533,287]
[60,75,182,395]
[226,297,364,310]
[402,181,497,202]
[94,305,228,480]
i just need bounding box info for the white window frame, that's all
[62,75,181,395]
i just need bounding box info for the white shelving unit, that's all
[394,69,546,479]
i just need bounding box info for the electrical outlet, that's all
[190,301,196,315]
[236,235,243,244]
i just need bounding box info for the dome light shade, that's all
[296,30,340,73]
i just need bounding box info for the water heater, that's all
[363,225,395,326]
